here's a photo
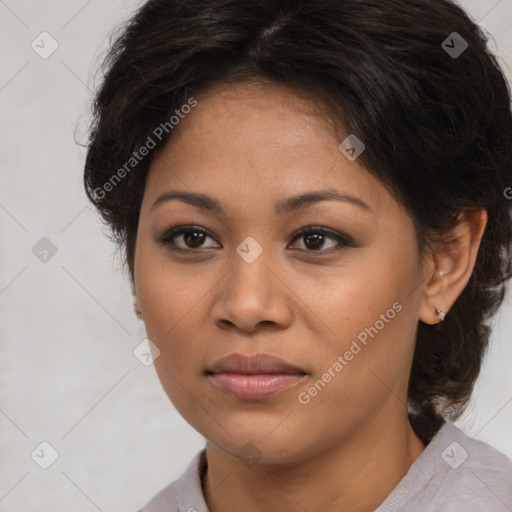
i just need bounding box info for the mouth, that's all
[206,353,307,400]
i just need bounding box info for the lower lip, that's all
[209,372,306,400]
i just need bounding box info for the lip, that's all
[208,353,306,374]
[207,353,307,400]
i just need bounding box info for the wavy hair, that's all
[83,0,512,443]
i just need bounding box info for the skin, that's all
[133,80,487,512]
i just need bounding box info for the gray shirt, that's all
[138,422,512,511]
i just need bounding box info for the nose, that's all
[211,247,293,333]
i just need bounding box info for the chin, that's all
[203,424,311,465]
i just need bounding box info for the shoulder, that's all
[137,479,179,512]
[436,421,512,472]
[136,449,207,512]
[432,422,512,504]
[377,422,512,512]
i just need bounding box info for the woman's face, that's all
[134,81,428,462]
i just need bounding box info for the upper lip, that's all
[207,353,307,375]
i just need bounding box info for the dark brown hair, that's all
[83,0,512,443]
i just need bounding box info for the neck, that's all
[202,412,426,512]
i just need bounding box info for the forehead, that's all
[143,80,392,217]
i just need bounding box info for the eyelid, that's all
[156,223,354,253]
[155,225,220,249]
[288,225,354,250]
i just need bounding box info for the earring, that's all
[435,308,445,322]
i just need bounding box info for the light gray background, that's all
[0,0,511,510]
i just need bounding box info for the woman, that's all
[83,0,512,510]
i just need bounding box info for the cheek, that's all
[135,243,206,334]
[134,245,214,379]
[301,252,419,394]
[137,270,206,367]
[303,263,401,347]
[297,302,416,430]
[136,262,208,416]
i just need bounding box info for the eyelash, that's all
[155,225,353,254]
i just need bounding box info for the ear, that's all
[419,209,487,325]
[130,280,144,320]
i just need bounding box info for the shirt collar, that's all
[177,448,209,512]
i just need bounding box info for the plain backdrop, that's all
[0,0,511,510]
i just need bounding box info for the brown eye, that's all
[156,226,220,251]
[289,227,352,253]
[303,232,327,250]
[182,230,207,248]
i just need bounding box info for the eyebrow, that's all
[150,188,372,215]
